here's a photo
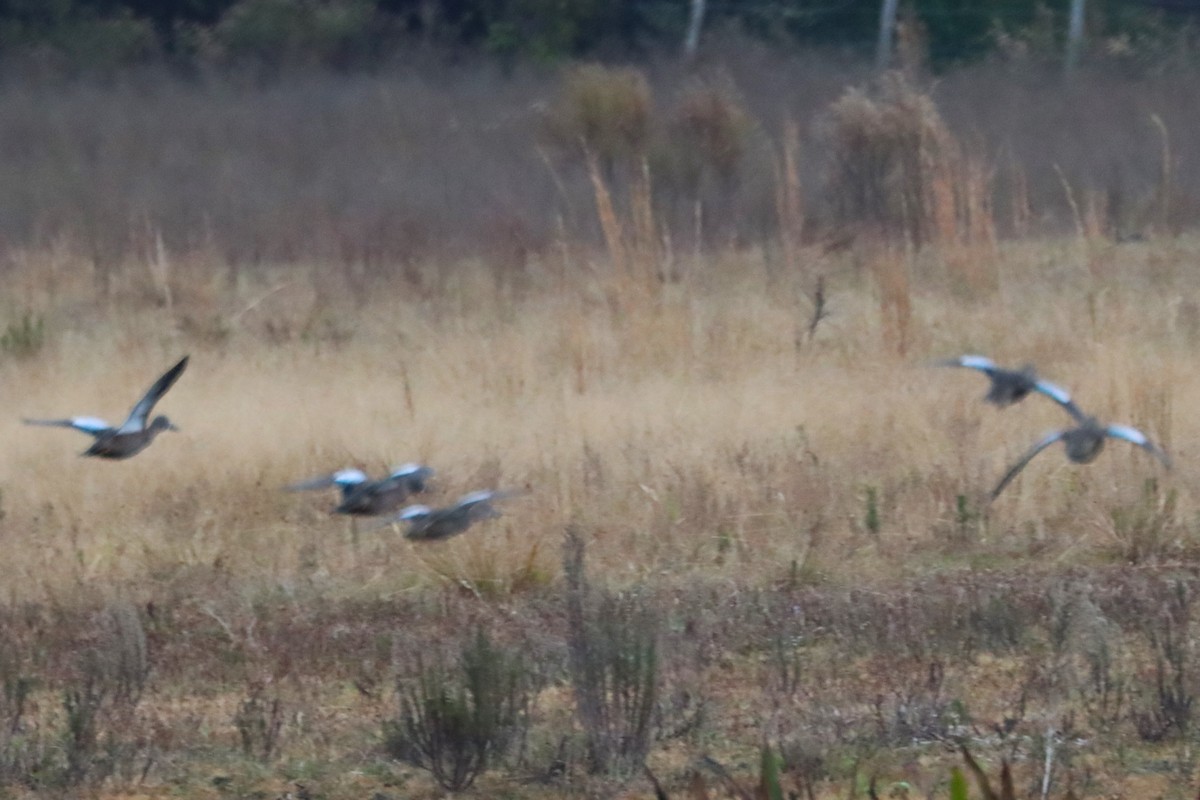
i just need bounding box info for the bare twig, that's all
[806,275,830,341]
[228,281,295,327]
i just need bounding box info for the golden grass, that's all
[1,239,1199,799]
[0,236,1197,613]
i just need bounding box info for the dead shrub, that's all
[0,642,43,788]
[820,72,955,246]
[58,603,152,789]
[563,526,660,776]
[1131,580,1195,741]
[662,80,754,196]
[384,629,533,792]
[233,682,285,761]
[546,64,652,170]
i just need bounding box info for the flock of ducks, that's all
[939,355,1172,499]
[20,356,517,540]
[18,353,1173,530]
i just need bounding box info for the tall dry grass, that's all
[1,231,1199,611]
[0,55,1197,271]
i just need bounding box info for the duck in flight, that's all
[23,355,189,459]
[938,355,1076,411]
[381,489,518,541]
[285,463,434,516]
[990,401,1171,500]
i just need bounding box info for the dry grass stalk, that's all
[774,118,805,272]
[1054,163,1096,280]
[962,157,997,248]
[932,171,958,248]
[1083,189,1108,241]
[1055,164,1087,244]
[630,158,661,292]
[585,149,630,293]
[1152,113,1172,234]
[940,155,1000,295]
[871,246,912,356]
[150,229,173,313]
[1009,162,1031,239]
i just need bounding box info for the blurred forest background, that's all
[2,0,1198,68]
[0,0,1197,275]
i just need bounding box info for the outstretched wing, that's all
[456,489,523,521]
[1032,379,1087,422]
[457,491,500,522]
[389,463,433,480]
[23,416,113,437]
[990,430,1067,501]
[371,463,434,494]
[360,504,431,535]
[1106,424,1172,469]
[284,468,369,496]
[119,355,189,433]
[939,354,997,375]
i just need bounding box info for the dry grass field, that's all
[3,59,1200,799]
[1,232,1199,798]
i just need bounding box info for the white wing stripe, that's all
[72,417,112,433]
[1105,425,1149,446]
[333,469,369,485]
[1034,380,1072,405]
[957,355,995,370]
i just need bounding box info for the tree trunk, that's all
[876,0,900,70]
[1066,0,1086,72]
[683,0,706,60]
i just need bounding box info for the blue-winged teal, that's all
[23,355,188,459]
[388,489,517,541]
[991,404,1171,500]
[286,464,433,516]
[939,355,1075,410]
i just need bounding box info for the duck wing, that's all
[939,354,999,375]
[23,416,113,437]
[990,430,1067,501]
[1105,424,1172,469]
[1031,378,1087,422]
[458,489,521,515]
[284,468,369,497]
[118,355,189,433]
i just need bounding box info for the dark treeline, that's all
[0,0,1197,72]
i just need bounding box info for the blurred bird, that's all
[23,355,189,459]
[285,463,434,516]
[990,404,1171,500]
[937,355,1077,412]
[383,489,519,541]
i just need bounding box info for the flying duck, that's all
[23,355,189,459]
[990,405,1171,500]
[286,463,434,516]
[938,355,1076,411]
[385,489,517,541]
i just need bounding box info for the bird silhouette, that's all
[23,355,189,459]
[285,464,434,516]
[382,489,519,541]
[938,355,1076,411]
[990,402,1171,500]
